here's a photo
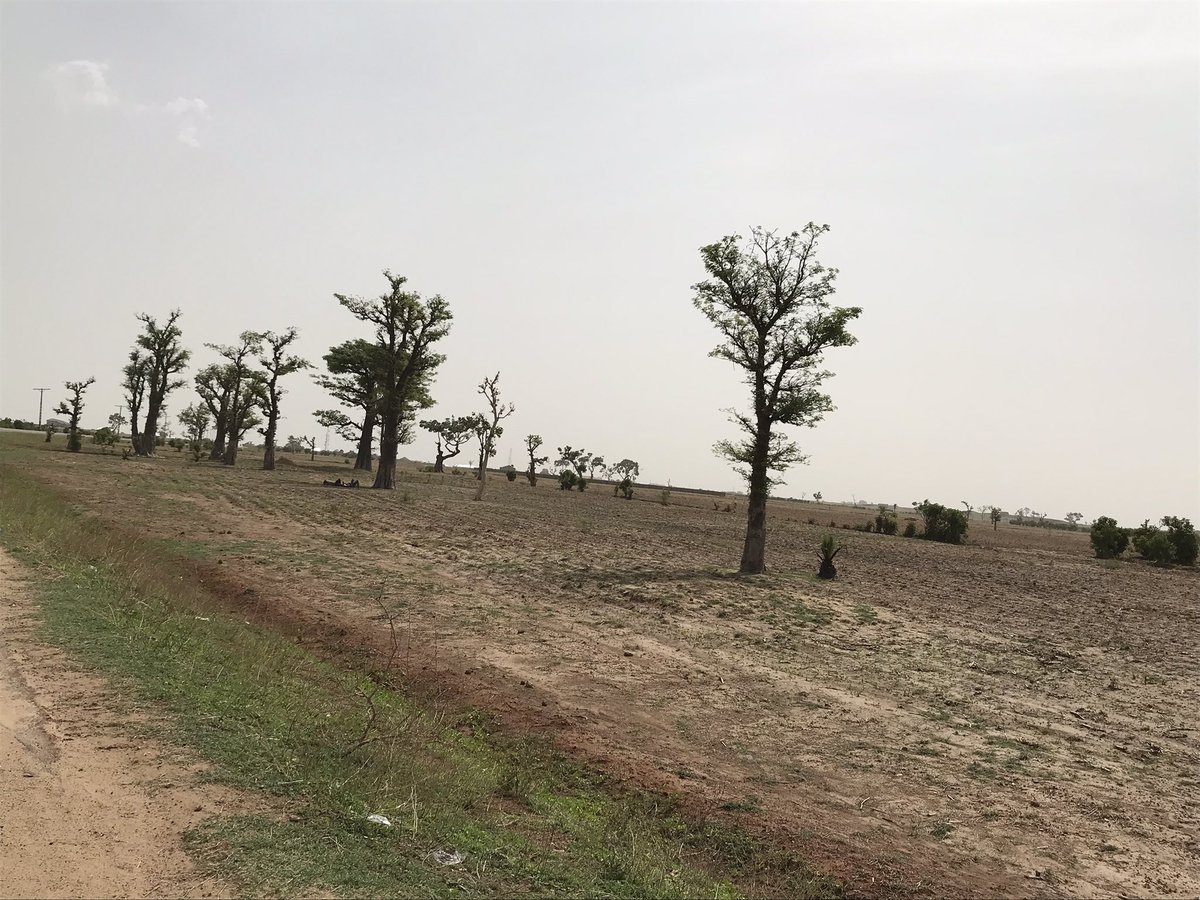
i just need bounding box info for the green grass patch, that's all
[0,467,839,899]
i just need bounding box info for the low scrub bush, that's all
[903,521,917,538]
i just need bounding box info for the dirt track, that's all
[15,448,1200,898]
[0,548,234,899]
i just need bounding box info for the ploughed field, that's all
[8,435,1198,898]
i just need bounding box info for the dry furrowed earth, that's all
[8,437,1199,898]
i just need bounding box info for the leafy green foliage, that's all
[1161,516,1199,566]
[1090,516,1129,559]
[914,500,968,544]
[903,521,917,538]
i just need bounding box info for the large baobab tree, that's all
[472,372,514,501]
[195,363,237,460]
[421,416,476,473]
[337,271,452,490]
[205,332,263,467]
[55,377,95,453]
[693,224,861,574]
[314,339,383,472]
[258,328,311,471]
[128,311,190,456]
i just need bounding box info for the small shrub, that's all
[558,470,578,491]
[618,477,634,500]
[1090,516,1128,559]
[874,513,898,535]
[505,469,517,482]
[660,486,671,506]
[816,533,841,580]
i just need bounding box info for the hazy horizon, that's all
[2,1,1197,525]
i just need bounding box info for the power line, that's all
[32,388,51,426]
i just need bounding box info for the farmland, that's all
[2,431,1197,897]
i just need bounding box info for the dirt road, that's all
[0,548,232,899]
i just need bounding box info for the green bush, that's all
[1161,516,1198,566]
[1089,516,1128,559]
[1139,531,1176,566]
[903,521,917,538]
[874,513,898,535]
[505,469,517,482]
[1130,520,1158,557]
[558,470,578,491]
[915,500,968,544]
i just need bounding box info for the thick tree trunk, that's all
[373,419,397,489]
[262,411,277,471]
[223,436,239,466]
[739,422,771,574]
[433,452,446,473]
[353,418,374,472]
[209,417,227,461]
[140,402,162,456]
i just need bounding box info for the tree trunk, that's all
[209,417,227,461]
[353,418,374,472]
[373,418,397,489]
[140,402,162,457]
[473,452,489,501]
[262,410,277,471]
[739,423,771,574]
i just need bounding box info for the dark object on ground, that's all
[816,533,842,580]
[322,478,361,488]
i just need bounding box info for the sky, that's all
[1,0,1196,525]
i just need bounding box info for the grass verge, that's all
[0,466,840,899]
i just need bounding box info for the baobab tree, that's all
[55,377,95,453]
[472,372,514,501]
[314,339,383,472]
[206,332,263,466]
[693,224,861,574]
[122,351,149,453]
[524,434,548,486]
[421,416,476,473]
[178,403,210,451]
[337,271,452,490]
[258,328,311,471]
[128,311,190,456]
[195,363,237,460]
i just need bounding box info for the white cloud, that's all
[51,61,210,148]
[53,60,120,108]
[165,97,208,116]
[176,124,201,148]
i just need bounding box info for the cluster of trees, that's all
[119,312,312,469]
[545,448,640,498]
[1090,515,1197,566]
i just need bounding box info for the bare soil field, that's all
[5,437,1198,898]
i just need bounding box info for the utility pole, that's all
[33,388,51,426]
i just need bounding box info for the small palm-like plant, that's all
[817,533,842,580]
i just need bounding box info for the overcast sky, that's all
[1,1,1196,524]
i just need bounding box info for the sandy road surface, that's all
[0,548,233,899]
